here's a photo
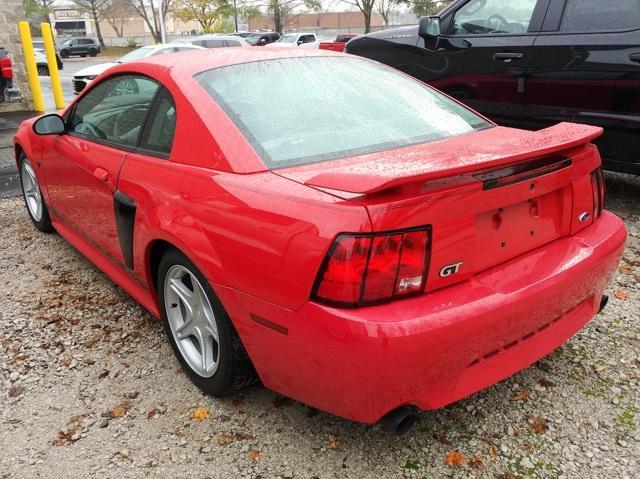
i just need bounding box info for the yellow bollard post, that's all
[41,23,64,109]
[17,21,45,112]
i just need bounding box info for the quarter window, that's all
[68,75,159,147]
[452,0,538,35]
[139,88,176,155]
[560,0,640,32]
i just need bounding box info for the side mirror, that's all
[297,40,303,45]
[418,16,441,49]
[33,114,65,135]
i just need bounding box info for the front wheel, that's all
[88,49,97,57]
[59,49,70,59]
[19,153,53,233]
[157,249,256,396]
[37,65,49,76]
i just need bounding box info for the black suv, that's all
[245,32,281,46]
[57,37,100,58]
[346,0,640,175]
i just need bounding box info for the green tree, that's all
[263,0,320,34]
[174,0,232,31]
[23,0,56,34]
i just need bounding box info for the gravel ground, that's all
[0,172,638,479]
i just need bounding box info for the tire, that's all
[37,65,49,76]
[59,49,70,59]
[19,153,53,233]
[88,49,97,57]
[157,248,257,396]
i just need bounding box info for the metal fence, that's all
[98,24,417,47]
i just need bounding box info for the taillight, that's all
[590,167,605,218]
[312,228,431,308]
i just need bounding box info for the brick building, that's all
[249,12,385,33]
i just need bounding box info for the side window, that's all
[68,75,160,148]
[225,40,241,47]
[560,0,640,32]
[452,0,538,35]
[151,48,172,56]
[300,35,315,43]
[206,39,226,48]
[139,88,176,155]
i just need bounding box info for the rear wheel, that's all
[37,65,49,76]
[19,153,53,233]
[88,49,97,57]
[157,249,256,395]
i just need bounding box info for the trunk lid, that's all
[276,123,603,293]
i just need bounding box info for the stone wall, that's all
[0,0,32,112]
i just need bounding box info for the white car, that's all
[72,43,204,94]
[270,32,319,48]
[187,35,250,48]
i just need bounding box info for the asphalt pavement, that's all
[0,57,112,198]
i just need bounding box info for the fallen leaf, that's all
[146,409,158,419]
[191,406,210,422]
[614,290,629,300]
[529,415,548,434]
[468,455,484,469]
[537,378,556,388]
[619,265,635,275]
[108,404,128,419]
[512,389,530,401]
[249,448,262,461]
[234,432,255,441]
[488,446,498,460]
[327,434,341,450]
[51,430,73,446]
[521,443,534,453]
[444,451,465,466]
[217,432,233,445]
[7,386,24,398]
[593,363,606,373]
[232,398,245,408]
[174,427,185,437]
[434,433,452,445]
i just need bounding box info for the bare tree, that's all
[340,0,376,33]
[104,0,134,37]
[126,0,172,43]
[256,0,319,34]
[376,0,399,25]
[71,0,110,47]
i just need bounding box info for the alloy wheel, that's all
[163,265,220,378]
[21,158,43,222]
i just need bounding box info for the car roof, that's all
[123,47,343,76]
[282,32,315,36]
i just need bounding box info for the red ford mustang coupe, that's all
[14,48,626,433]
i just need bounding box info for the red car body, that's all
[319,34,358,52]
[13,48,626,424]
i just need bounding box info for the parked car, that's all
[346,0,640,175]
[319,34,358,52]
[188,35,249,48]
[34,48,64,76]
[57,37,100,58]
[245,32,281,46]
[0,47,13,102]
[72,43,205,94]
[14,48,626,431]
[271,32,319,48]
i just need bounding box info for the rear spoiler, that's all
[303,123,603,195]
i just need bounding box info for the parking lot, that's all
[0,155,638,478]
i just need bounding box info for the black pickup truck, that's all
[346,0,640,175]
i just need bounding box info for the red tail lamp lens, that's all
[590,167,605,218]
[313,228,431,307]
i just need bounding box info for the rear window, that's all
[195,56,491,168]
[560,0,640,32]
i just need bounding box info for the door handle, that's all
[629,53,640,63]
[93,167,109,182]
[493,52,524,62]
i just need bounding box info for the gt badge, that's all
[440,262,463,278]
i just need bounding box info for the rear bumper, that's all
[216,211,627,424]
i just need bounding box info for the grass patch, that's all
[616,405,638,429]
